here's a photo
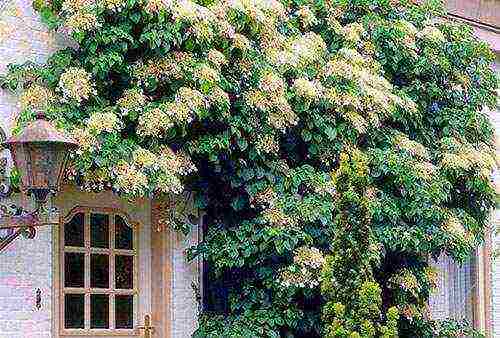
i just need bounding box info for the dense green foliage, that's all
[1,0,497,336]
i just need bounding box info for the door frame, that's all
[51,187,172,337]
[151,199,173,338]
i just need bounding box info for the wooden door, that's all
[57,207,156,338]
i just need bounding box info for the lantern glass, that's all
[10,143,70,202]
[2,114,77,205]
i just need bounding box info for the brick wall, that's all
[171,226,201,338]
[491,55,500,337]
[0,1,62,337]
[493,209,500,337]
[446,0,500,29]
[429,255,475,323]
[0,227,52,338]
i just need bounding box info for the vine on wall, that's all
[0,0,497,336]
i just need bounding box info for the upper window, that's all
[61,210,137,333]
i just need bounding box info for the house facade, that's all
[0,1,497,338]
[0,4,201,337]
[427,1,500,337]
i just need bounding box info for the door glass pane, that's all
[116,255,133,289]
[65,294,84,329]
[115,295,134,329]
[64,213,84,247]
[90,294,109,329]
[64,253,84,288]
[90,214,109,248]
[62,211,139,333]
[91,254,109,288]
[115,215,133,250]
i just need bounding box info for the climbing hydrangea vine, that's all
[1,0,497,336]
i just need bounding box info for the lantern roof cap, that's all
[2,112,78,147]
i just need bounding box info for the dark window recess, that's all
[115,215,133,250]
[90,214,109,248]
[64,253,84,288]
[64,213,84,247]
[65,294,84,329]
[91,254,109,288]
[90,294,109,329]
[115,295,134,329]
[115,255,133,289]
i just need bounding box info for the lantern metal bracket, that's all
[0,159,41,252]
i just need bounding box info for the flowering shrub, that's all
[1,0,497,336]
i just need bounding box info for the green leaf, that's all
[301,129,312,142]
[130,12,141,23]
[324,126,337,140]
[39,7,60,30]
[237,137,248,151]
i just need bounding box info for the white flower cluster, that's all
[293,246,326,269]
[61,0,99,33]
[443,216,467,239]
[86,110,122,134]
[72,127,98,155]
[262,207,296,228]
[156,147,197,194]
[250,187,277,208]
[144,0,171,13]
[193,64,220,84]
[322,49,417,133]
[111,145,197,196]
[394,134,430,159]
[102,0,128,12]
[136,85,211,138]
[58,67,96,103]
[413,162,437,181]
[225,0,286,25]
[269,32,327,70]
[117,88,147,116]
[19,84,55,110]
[293,78,321,100]
[417,26,446,43]
[295,6,318,29]
[78,169,112,192]
[133,148,157,168]
[233,33,251,50]
[137,107,174,137]
[342,22,364,44]
[207,86,230,111]
[395,20,418,49]
[113,161,149,196]
[246,72,298,132]
[439,138,495,179]
[280,246,326,289]
[157,146,197,177]
[255,134,279,155]
[207,49,227,68]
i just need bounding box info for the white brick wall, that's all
[0,227,52,338]
[491,55,500,338]
[0,0,63,337]
[171,224,201,338]
[429,255,452,319]
[429,255,475,322]
[492,210,500,337]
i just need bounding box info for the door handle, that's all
[137,314,155,338]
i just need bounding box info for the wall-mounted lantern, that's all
[0,111,77,252]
